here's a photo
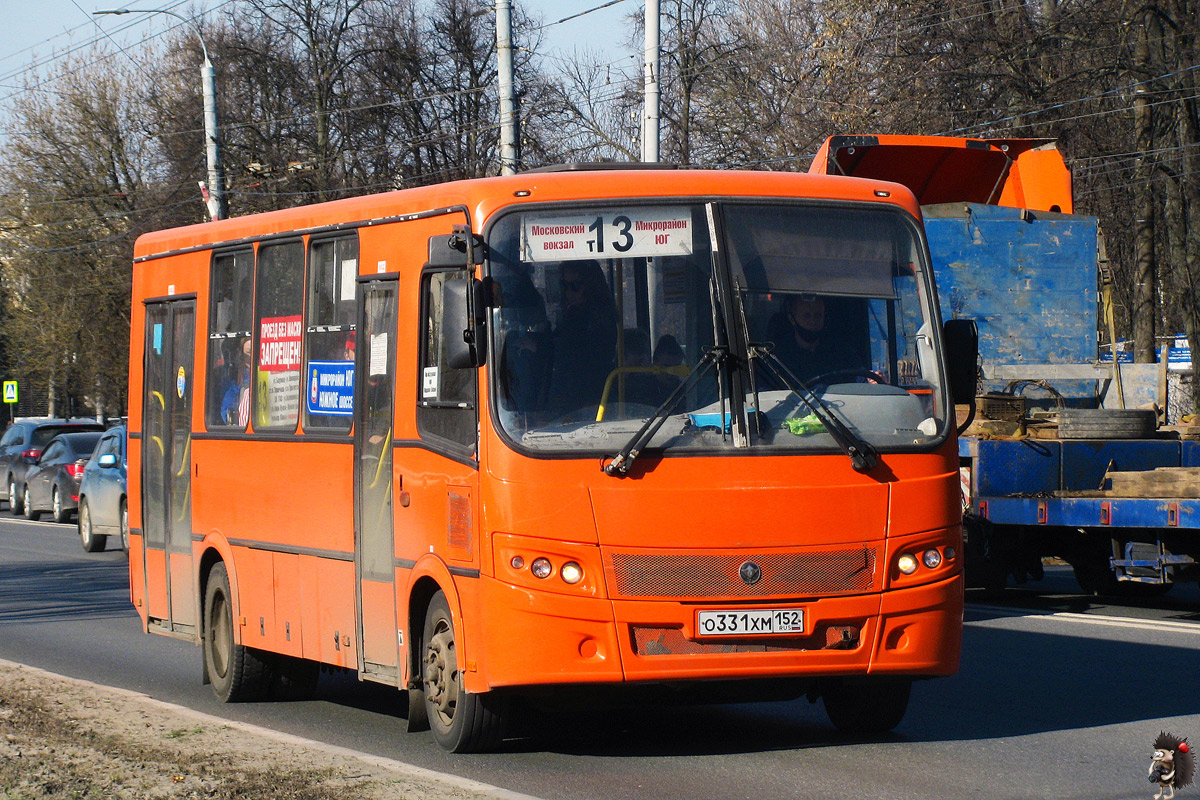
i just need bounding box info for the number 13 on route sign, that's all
[3,381,17,404]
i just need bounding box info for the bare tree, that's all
[0,49,185,416]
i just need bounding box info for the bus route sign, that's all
[2,381,16,404]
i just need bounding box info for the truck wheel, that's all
[204,562,273,702]
[823,679,911,734]
[1058,408,1156,439]
[422,591,504,752]
[1070,560,1119,596]
[78,499,106,553]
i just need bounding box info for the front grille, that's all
[608,548,877,599]
[631,624,861,656]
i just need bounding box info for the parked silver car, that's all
[77,425,128,553]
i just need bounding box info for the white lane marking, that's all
[0,658,545,800]
[967,604,1200,635]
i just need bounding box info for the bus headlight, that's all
[897,554,919,575]
[560,561,583,585]
[922,549,943,569]
[530,557,553,579]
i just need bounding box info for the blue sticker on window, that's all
[306,361,355,416]
[153,324,163,354]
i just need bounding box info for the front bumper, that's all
[476,572,963,689]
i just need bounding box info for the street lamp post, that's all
[95,8,227,221]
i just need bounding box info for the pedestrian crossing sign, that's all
[2,381,16,404]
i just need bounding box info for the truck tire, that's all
[1057,409,1156,439]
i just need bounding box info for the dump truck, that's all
[810,134,1199,595]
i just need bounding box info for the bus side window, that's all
[418,269,477,451]
[205,249,254,430]
[303,236,358,432]
[254,241,305,432]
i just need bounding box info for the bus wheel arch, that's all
[419,588,504,752]
[202,559,274,702]
[404,574,444,733]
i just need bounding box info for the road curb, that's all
[0,657,545,800]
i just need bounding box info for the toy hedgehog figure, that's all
[1150,731,1195,799]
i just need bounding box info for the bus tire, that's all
[204,562,273,702]
[421,591,503,753]
[823,678,911,734]
[78,499,106,552]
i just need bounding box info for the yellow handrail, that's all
[596,365,690,421]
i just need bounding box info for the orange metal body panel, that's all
[128,168,962,695]
[235,548,275,646]
[128,533,147,628]
[272,553,304,657]
[144,547,169,620]
[809,135,1073,213]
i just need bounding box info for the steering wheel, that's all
[808,368,890,387]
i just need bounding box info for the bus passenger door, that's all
[354,278,400,680]
[141,299,197,635]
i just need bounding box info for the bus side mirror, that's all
[427,230,484,267]
[943,318,979,405]
[441,275,488,369]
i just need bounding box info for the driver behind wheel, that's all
[765,293,863,384]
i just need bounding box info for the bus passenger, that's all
[547,260,617,418]
[766,294,859,385]
[220,338,252,427]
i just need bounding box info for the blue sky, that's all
[0,0,638,100]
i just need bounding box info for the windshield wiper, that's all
[602,345,728,477]
[752,347,880,473]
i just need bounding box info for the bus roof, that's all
[133,168,923,261]
[808,135,1073,214]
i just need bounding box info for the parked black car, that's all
[78,425,128,552]
[1,419,105,514]
[22,431,105,523]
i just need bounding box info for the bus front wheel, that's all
[204,562,273,702]
[822,678,911,734]
[421,591,503,752]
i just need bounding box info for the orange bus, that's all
[128,166,977,752]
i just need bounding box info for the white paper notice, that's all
[369,333,388,376]
[423,366,439,399]
[340,259,357,301]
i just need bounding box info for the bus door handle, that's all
[397,473,410,508]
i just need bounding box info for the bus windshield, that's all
[487,200,947,457]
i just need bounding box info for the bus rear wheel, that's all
[204,562,273,702]
[822,678,911,734]
[421,591,503,753]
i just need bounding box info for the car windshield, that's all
[487,200,948,457]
